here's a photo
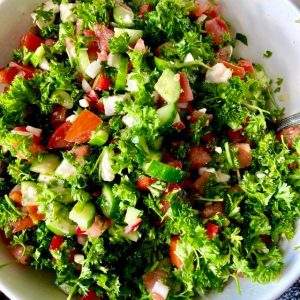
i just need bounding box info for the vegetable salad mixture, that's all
[0,0,299,299]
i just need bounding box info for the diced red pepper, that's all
[21,31,43,52]
[136,176,157,191]
[0,67,19,84]
[48,122,74,149]
[222,60,246,78]
[49,235,64,251]
[94,74,111,91]
[205,17,229,45]
[64,110,102,144]
[179,72,193,103]
[206,222,219,239]
[169,235,183,268]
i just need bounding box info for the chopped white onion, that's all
[103,95,126,116]
[196,14,208,24]
[11,129,32,137]
[85,60,102,79]
[123,231,139,242]
[107,53,121,68]
[74,254,85,265]
[44,0,60,13]
[55,159,77,179]
[79,98,89,108]
[39,58,50,71]
[184,53,194,63]
[205,63,232,83]
[151,281,170,300]
[100,149,115,182]
[66,114,78,123]
[60,3,75,23]
[122,114,138,128]
[215,146,222,154]
[126,74,139,92]
[198,167,216,175]
[65,38,76,60]
[26,126,42,137]
[82,79,92,93]
[38,174,55,183]
[198,108,207,114]
[215,171,231,183]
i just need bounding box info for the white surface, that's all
[0,1,300,300]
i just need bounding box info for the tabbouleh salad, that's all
[0,0,300,299]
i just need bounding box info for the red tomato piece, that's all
[167,160,183,169]
[12,216,35,233]
[9,189,22,205]
[83,29,96,37]
[193,171,212,195]
[238,59,255,74]
[81,290,101,300]
[164,183,182,195]
[143,269,168,300]
[206,4,221,18]
[10,245,29,265]
[71,145,91,160]
[138,3,152,17]
[189,146,212,169]
[76,226,86,236]
[277,125,300,148]
[21,31,43,52]
[201,132,216,145]
[9,62,36,80]
[179,72,193,103]
[94,24,114,52]
[25,206,45,224]
[94,74,111,91]
[235,143,252,169]
[64,110,102,144]
[44,39,56,46]
[87,40,99,61]
[205,17,229,45]
[50,105,68,129]
[172,121,186,131]
[227,128,247,143]
[49,235,64,251]
[169,236,183,268]
[191,0,210,18]
[48,122,74,149]
[222,60,246,78]
[136,176,157,191]
[0,67,19,84]
[206,222,219,239]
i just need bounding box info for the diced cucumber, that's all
[113,4,134,27]
[115,56,128,91]
[114,28,143,45]
[51,186,74,204]
[143,160,186,183]
[149,151,161,161]
[55,159,77,179]
[30,154,60,175]
[89,128,109,147]
[51,89,73,109]
[38,174,56,184]
[101,184,119,218]
[124,207,142,225]
[31,45,45,67]
[107,53,121,68]
[154,57,173,71]
[99,147,115,182]
[69,201,96,230]
[157,104,177,127]
[154,69,180,104]
[77,49,90,75]
[21,182,39,206]
[123,231,140,242]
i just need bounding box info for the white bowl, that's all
[0,1,300,299]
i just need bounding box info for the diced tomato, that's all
[172,121,186,131]
[201,132,216,145]
[87,40,99,61]
[138,4,152,17]
[206,4,221,18]
[26,206,45,224]
[159,199,171,214]
[191,0,210,18]
[94,74,111,91]
[97,49,108,62]
[49,235,64,251]
[83,29,96,37]
[222,60,246,78]
[48,122,74,149]
[9,187,22,205]
[189,110,207,123]
[9,245,29,265]
[71,145,91,160]
[0,67,19,84]
[189,146,212,169]
[81,290,101,300]
[206,222,219,239]
[9,62,36,80]
[76,226,86,236]
[169,236,183,268]
[179,72,193,103]
[235,143,252,169]
[167,160,183,169]
[21,31,43,52]
[193,171,212,195]
[29,142,45,155]
[12,216,35,233]
[50,105,68,128]
[94,24,114,52]
[227,128,247,143]
[205,17,229,45]
[64,110,102,144]
[134,38,146,52]
[44,39,56,46]
[277,125,300,148]
[238,59,255,74]
[201,202,224,218]
[136,176,157,191]
[143,269,168,300]
[164,183,182,195]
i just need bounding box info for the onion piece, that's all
[151,281,170,300]
[85,60,102,79]
[82,79,92,93]
[26,126,42,137]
